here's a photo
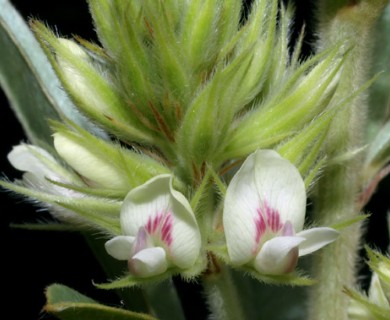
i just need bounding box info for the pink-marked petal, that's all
[160,213,173,246]
[223,150,306,266]
[120,175,201,270]
[105,235,135,260]
[255,204,284,243]
[251,150,306,232]
[120,175,172,236]
[254,236,305,275]
[296,227,339,256]
[223,153,264,265]
[129,247,168,277]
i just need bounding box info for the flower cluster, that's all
[6,143,339,283]
[2,0,346,286]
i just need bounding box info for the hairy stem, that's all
[202,259,246,320]
[309,1,389,320]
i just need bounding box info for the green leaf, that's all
[44,284,157,320]
[0,0,105,148]
[46,284,96,305]
[0,0,58,146]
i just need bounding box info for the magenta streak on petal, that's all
[254,202,283,244]
[144,211,173,247]
[255,211,267,244]
[161,213,173,246]
[265,202,282,233]
[146,212,163,234]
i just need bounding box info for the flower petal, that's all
[7,144,82,201]
[168,179,201,269]
[296,227,339,256]
[132,227,154,255]
[120,174,201,269]
[251,150,306,232]
[223,150,306,265]
[120,174,172,235]
[129,247,168,277]
[254,236,305,275]
[8,145,53,178]
[105,235,135,260]
[8,144,74,182]
[223,152,265,265]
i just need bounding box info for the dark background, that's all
[1,1,388,319]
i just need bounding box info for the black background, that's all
[1,1,389,319]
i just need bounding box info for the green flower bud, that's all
[32,21,155,144]
[53,122,170,196]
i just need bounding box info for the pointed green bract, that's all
[346,246,390,319]
[243,267,316,286]
[222,46,346,161]
[22,0,350,190]
[0,180,121,234]
[177,0,279,174]
[95,272,173,290]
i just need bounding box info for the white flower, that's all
[8,144,76,192]
[7,144,82,219]
[105,174,201,278]
[223,150,339,275]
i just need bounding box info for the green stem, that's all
[308,1,389,320]
[202,260,246,320]
[144,280,186,320]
